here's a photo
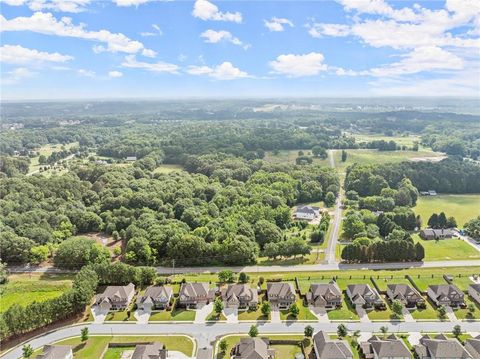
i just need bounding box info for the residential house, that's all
[386,284,424,308]
[468,284,480,305]
[295,205,320,220]
[136,286,173,310]
[414,334,472,359]
[313,331,353,359]
[37,345,73,359]
[360,335,412,359]
[132,342,167,359]
[306,282,342,309]
[178,282,215,308]
[94,283,135,311]
[232,338,275,359]
[346,284,384,309]
[125,156,137,161]
[221,284,258,310]
[266,282,296,309]
[427,284,465,307]
[465,335,480,359]
[419,228,455,240]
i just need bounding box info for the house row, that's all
[93,280,480,314]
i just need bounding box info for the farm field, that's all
[31,335,194,358]
[412,234,480,261]
[153,164,185,174]
[350,133,423,147]
[264,149,330,166]
[28,142,78,173]
[0,273,73,313]
[414,194,480,228]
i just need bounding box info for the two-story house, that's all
[266,282,296,309]
[177,283,215,309]
[136,286,173,311]
[346,284,384,309]
[427,284,465,307]
[313,331,353,359]
[414,334,472,359]
[386,284,424,308]
[361,335,412,359]
[94,283,135,311]
[306,282,342,309]
[221,284,258,310]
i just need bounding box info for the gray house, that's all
[465,335,480,359]
[232,338,275,359]
[178,282,215,308]
[94,283,135,311]
[414,334,472,359]
[361,335,412,359]
[221,284,258,310]
[132,342,167,359]
[136,286,173,310]
[306,282,342,309]
[419,228,455,240]
[346,284,384,309]
[295,205,321,220]
[387,284,424,308]
[266,282,296,309]
[468,284,480,305]
[427,284,465,307]
[37,345,73,359]
[313,331,353,359]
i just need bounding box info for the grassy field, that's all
[0,273,73,313]
[32,335,194,358]
[413,234,480,261]
[350,134,423,147]
[28,142,78,173]
[414,194,480,227]
[264,149,330,166]
[153,164,185,174]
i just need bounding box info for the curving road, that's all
[2,321,480,359]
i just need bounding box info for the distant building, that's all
[361,335,411,359]
[136,286,173,310]
[419,228,455,240]
[132,342,167,359]
[37,345,73,359]
[313,331,353,359]
[294,205,320,220]
[468,284,480,305]
[94,283,135,311]
[419,190,438,196]
[414,334,471,359]
[125,156,137,161]
[427,284,465,307]
[232,338,275,359]
[386,284,424,308]
[306,282,342,309]
[266,282,296,309]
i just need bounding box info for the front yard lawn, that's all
[206,310,227,321]
[280,299,317,321]
[411,301,441,320]
[105,311,136,322]
[367,304,399,321]
[454,297,480,320]
[149,308,195,322]
[237,306,269,321]
[328,295,359,321]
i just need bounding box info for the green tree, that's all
[22,344,33,358]
[254,220,282,249]
[428,213,439,228]
[30,245,49,264]
[446,217,457,228]
[238,272,249,283]
[261,301,271,317]
[218,270,235,283]
[452,325,462,338]
[467,303,476,318]
[304,325,314,338]
[214,297,224,315]
[219,339,228,353]
[312,146,327,159]
[438,305,447,318]
[0,262,7,284]
[337,324,348,338]
[81,327,89,342]
[53,237,110,269]
[380,326,388,338]
[341,150,347,162]
[249,325,258,337]
[324,192,336,207]
[391,300,403,319]
[464,216,480,240]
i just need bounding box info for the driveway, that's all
[91,306,108,324]
[309,306,330,323]
[223,307,238,324]
[402,307,415,322]
[134,308,151,324]
[445,306,458,322]
[194,303,213,324]
[271,309,281,323]
[408,332,423,346]
[356,305,371,323]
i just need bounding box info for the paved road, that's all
[325,150,342,264]
[3,321,480,359]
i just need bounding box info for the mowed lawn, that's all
[413,235,480,261]
[32,335,194,358]
[153,164,185,174]
[0,273,73,313]
[264,149,330,166]
[414,194,480,228]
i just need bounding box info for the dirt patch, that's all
[410,155,447,162]
[83,232,123,259]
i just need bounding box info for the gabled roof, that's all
[465,336,480,359]
[417,335,471,359]
[37,345,72,359]
[132,342,166,359]
[97,283,135,302]
[387,284,421,299]
[365,336,411,358]
[307,282,342,303]
[314,331,353,359]
[222,284,258,303]
[347,284,381,303]
[234,338,270,359]
[179,282,213,299]
[267,282,295,298]
[295,205,320,214]
[137,286,173,304]
[428,284,464,299]
[470,283,480,293]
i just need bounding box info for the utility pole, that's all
[172,259,175,278]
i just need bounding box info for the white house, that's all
[294,205,320,220]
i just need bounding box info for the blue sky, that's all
[1,0,479,99]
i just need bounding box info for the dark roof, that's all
[234,338,270,359]
[428,284,464,298]
[416,335,471,359]
[295,205,320,214]
[179,282,213,299]
[313,331,353,359]
[96,283,135,303]
[222,284,258,303]
[470,283,480,293]
[137,286,173,305]
[132,342,166,359]
[365,336,411,358]
[420,228,455,237]
[267,282,295,298]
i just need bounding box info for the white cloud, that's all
[200,29,249,49]
[307,23,350,38]
[264,17,293,32]
[1,12,155,56]
[269,52,328,77]
[2,67,34,85]
[3,0,91,13]
[140,24,162,37]
[77,68,95,77]
[114,0,149,6]
[187,61,249,80]
[192,0,242,23]
[108,70,123,78]
[121,55,179,73]
[0,44,73,64]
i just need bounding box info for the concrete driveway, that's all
[356,305,371,323]
[223,307,238,323]
[194,303,213,324]
[91,306,109,324]
[445,306,458,322]
[134,308,151,324]
[402,307,415,322]
[271,309,281,323]
[309,306,330,323]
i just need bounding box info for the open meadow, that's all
[412,234,480,261]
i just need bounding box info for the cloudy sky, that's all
[1,0,479,99]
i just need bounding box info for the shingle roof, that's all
[296,205,320,214]
[365,336,411,358]
[37,345,72,359]
[96,283,135,302]
[314,331,353,359]
[137,286,173,305]
[267,282,295,298]
[428,284,464,299]
[416,335,471,359]
[234,338,270,359]
[222,284,258,303]
[131,342,166,359]
[179,282,212,299]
